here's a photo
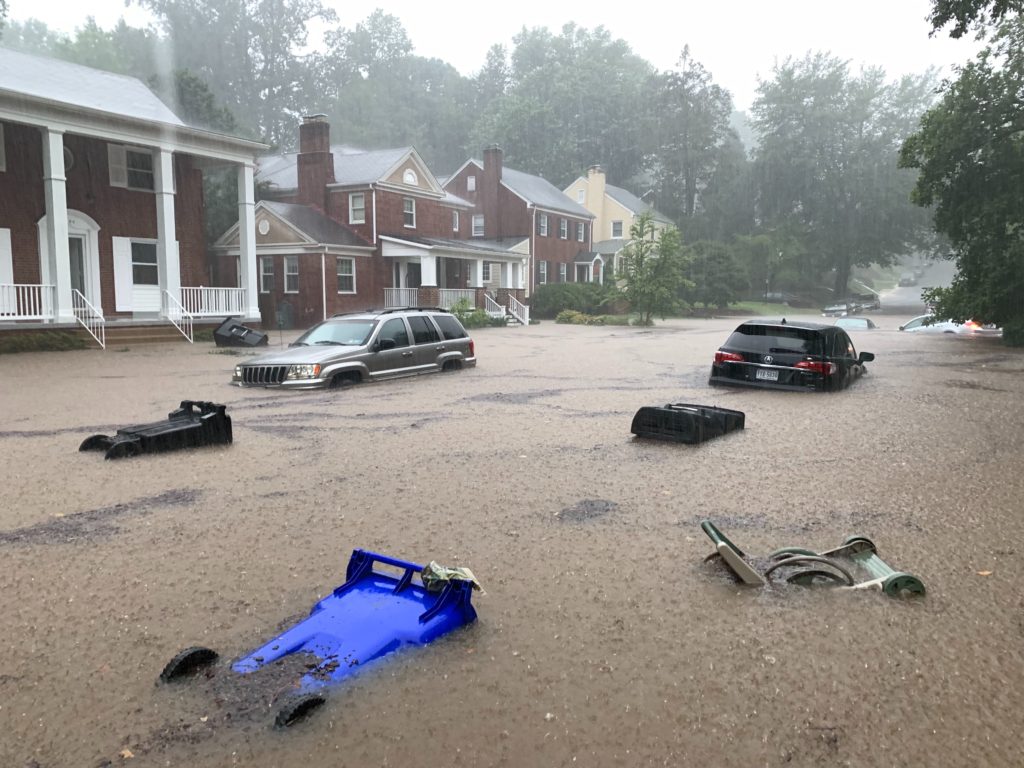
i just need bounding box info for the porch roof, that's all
[380,234,528,262]
[592,239,627,255]
[574,251,604,264]
[262,201,372,248]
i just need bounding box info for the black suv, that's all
[709,319,874,392]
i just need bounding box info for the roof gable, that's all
[605,183,672,224]
[215,200,372,249]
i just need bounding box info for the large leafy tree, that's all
[928,0,1019,37]
[469,23,654,186]
[899,17,1024,342]
[646,48,734,224]
[683,240,747,309]
[133,0,336,145]
[752,54,937,296]
[617,213,692,325]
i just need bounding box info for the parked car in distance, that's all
[233,307,476,389]
[709,319,874,392]
[898,315,1003,337]
[898,273,917,287]
[835,316,878,330]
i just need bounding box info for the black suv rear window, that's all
[433,314,468,340]
[726,325,824,356]
[408,315,440,344]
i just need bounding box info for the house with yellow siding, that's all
[563,165,673,281]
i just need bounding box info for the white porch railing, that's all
[484,293,506,319]
[180,286,247,317]
[508,294,530,326]
[384,287,419,308]
[163,290,194,343]
[0,283,56,320]
[438,289,476,310]
[71,289,105,349]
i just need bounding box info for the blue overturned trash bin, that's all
[159,549,480,727]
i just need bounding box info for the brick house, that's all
[214,116,531,327]
[563,165,673,281]
[0,47,266,346]
[444,146,595,293]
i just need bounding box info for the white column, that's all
[237,163,260,320]
[41,128,73,323]
[420,254,437,287]
[501,261,512,289]
[154,148,180,309]
[471,259,484,288]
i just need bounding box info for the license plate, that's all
[755,368,779,382]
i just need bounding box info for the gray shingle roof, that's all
[257,145,412,189]
[381,234,526,260]
[263,201,372,248]
[0,47,184,126]
[500,166,593,218]
[605,183,672,224]
[592,239,627,255]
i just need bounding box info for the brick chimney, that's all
[482,144,503,238]
[296,115,335,211]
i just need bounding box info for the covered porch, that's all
[380,235,531,324]
[0,87,265,347]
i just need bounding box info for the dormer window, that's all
[403,169,418,186]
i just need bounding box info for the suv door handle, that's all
[437,345,446,351]
[402,351,414,357]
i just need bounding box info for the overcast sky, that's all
[6,0,983,111]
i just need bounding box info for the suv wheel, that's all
[330,371,361,389]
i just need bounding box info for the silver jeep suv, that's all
[232,307,476,389]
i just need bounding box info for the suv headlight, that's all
[287,364,322,380]
[234,365,242,378]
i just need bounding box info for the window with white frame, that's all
[403,197,416,228]
[559,218,568,239]
[577,189,584,204]
[131,242,158,285]
[538,260,548,284]
[452,210,459,232]
[0,123,6,172]
[284,255,299,293]
[577,222,585,242]
[336,257,355,293]
[538,214,548,236]
[482,262,491,282]
[349,193,365,224]
[559,263,567,283]
[467,175,476,192]
[259,256,274,293]
[403,169,418,186]
[108,144,155,191]
[612,220,624,238]
[472,214,484,237]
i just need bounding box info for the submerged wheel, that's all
[442,360,461,372]
[275,693,326,728]
[330,371,361,389]
[159,646,219,683]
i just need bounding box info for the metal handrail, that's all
[507,294,530,326]
[71,289,106,349]
[162,290,194,343]
[484,293,506,319]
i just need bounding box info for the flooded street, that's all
[2,314,1023,767]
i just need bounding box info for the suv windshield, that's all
[292,319,376,346]
[726,325,824,356]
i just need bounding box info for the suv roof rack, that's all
[330,306,451,318]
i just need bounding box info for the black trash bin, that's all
[214,316,268,347]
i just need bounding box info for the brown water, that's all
[1,316,1022,767]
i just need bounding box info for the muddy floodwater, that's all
[2,315,1023,767]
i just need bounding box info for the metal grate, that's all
[241,365,288,385]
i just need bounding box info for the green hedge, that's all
[530,282,620,319]
[0,331,87,354]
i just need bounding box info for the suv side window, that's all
[833,331,853,358]
[432,314,467,340]
[408,315,439,344]
[377,317,410,347]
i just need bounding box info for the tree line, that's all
[2,2,1018,337]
